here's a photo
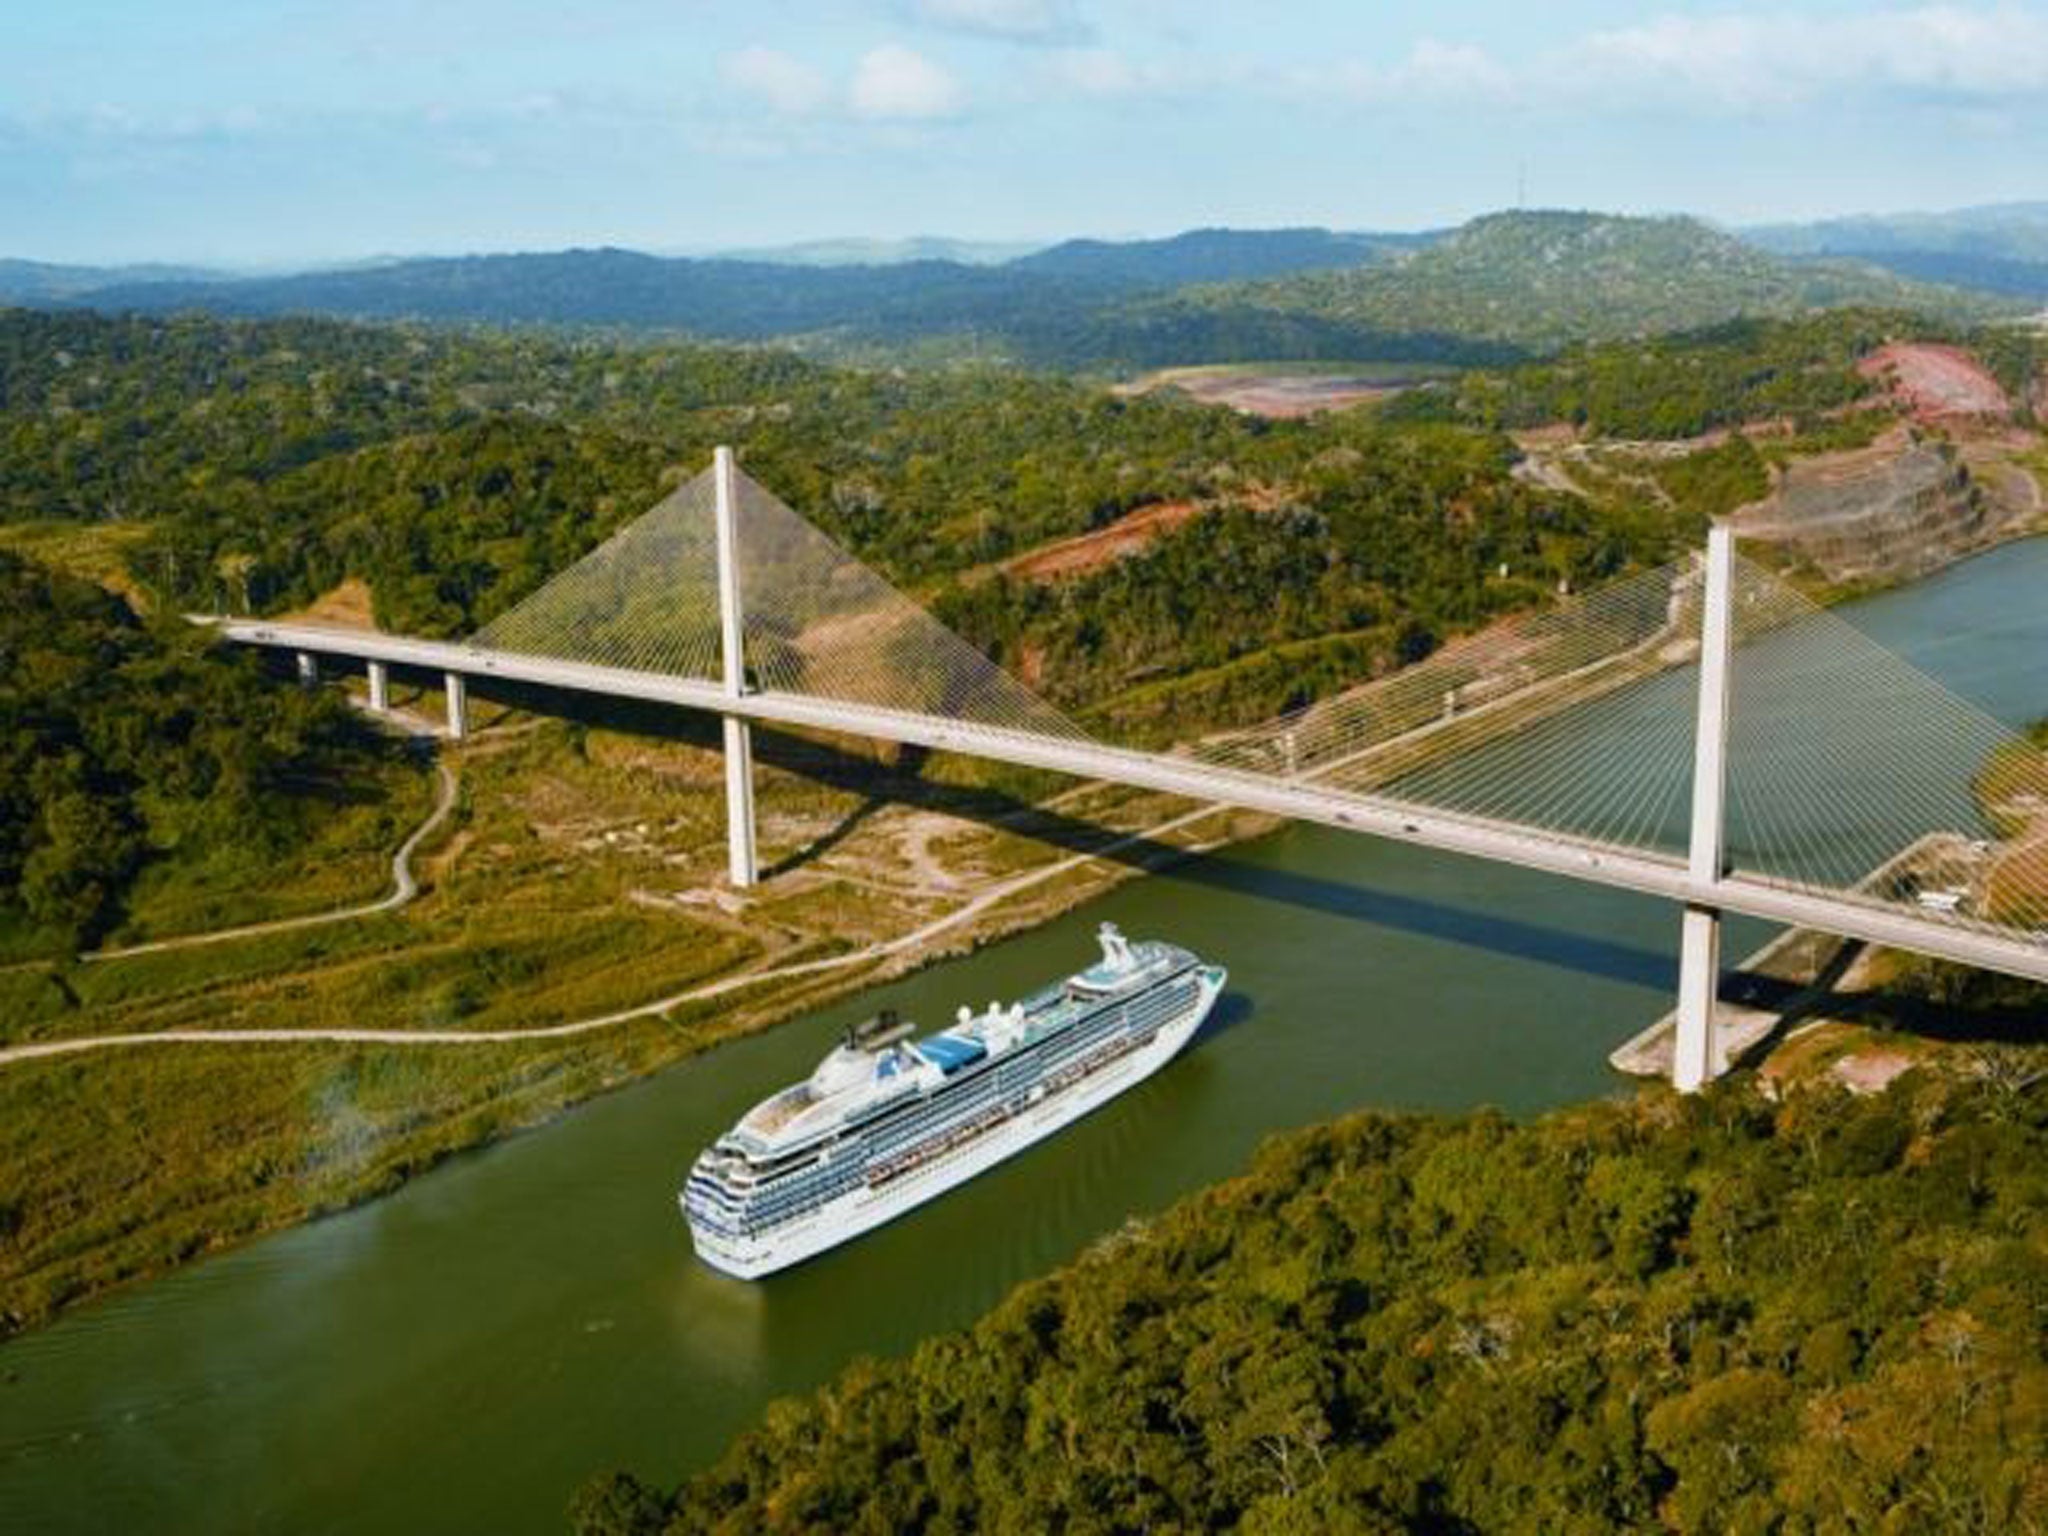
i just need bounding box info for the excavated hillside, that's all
[1735,423,2044,585]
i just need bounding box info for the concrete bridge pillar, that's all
[366,660,390,713]
[714,445,759,887]
[1674,525,1735,1092]
[722,717,758,886]
[295,651,318,688]
[443,671,468,741]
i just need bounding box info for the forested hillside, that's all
[0,550,395,952]
[583,1075,2048,1534]
[13,303,2034,744]
[0,309,1698,732]
[1385,310,1897,439]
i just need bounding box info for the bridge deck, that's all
[220,618,2048,987]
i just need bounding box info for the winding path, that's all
[0,796,1223,1068]
[81,761,460,964]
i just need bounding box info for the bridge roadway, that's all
[223,618,2048,988]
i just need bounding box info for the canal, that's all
[4,538,2045,1533]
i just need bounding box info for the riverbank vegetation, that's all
[584,1072,2048,1534]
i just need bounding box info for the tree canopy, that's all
[583,1074,2048,1534]
[0,549,393,950]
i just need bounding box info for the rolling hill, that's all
[0,259,230,304]
[1747,201,2048,262]
[1745,203,2048,302]
[1009,226,1423,286]
[1169,210,2011,352]
[66,248,1119,341]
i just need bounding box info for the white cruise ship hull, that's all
[687,966,1223,1280]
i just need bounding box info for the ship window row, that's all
[752,1082,1033,1226]
[867,1086,1021,1152]
[863,1080,1004,1151]
[749,1171,861,1221]
[836,1065,1007,1151]
[866,1101,1015,1162]
[840,1058,1005,1140]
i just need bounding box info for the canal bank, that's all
[3,537,2046,1536]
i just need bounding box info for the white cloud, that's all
[721,47,832,117]
[1554,6,2048,107]
[1039,5,2048,116]
[913,0,1086,44]
[1039,45,1216,99]
[1331,39,1515,104]
[1048,47,1134,96]
[850,44,967,119]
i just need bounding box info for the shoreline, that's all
[0,763,1276,1339]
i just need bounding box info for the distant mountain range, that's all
[1744,202,2048,302]
[697,236,1041,267]
[5,207,2030,369]
[1747,202,2048,261]
[1010,227,1429,286]
[0,258,233,304]
[14,227,1441,368]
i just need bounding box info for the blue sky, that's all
[5,0,2047,265]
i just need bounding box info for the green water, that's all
[4,539,2045,1534]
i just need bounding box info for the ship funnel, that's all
[1096,922,1133,971]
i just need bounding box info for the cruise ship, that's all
[682,924,1226,1279]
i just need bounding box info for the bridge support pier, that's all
[1674,524,1735,1093]
[443,671,468,740]
[1673,904,1722,1092]
[366,660,390,713]
[295,651,318,688]
[723,717,758,886]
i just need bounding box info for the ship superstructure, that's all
[682,923,1225,1278]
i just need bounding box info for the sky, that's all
[4,0,2048,266]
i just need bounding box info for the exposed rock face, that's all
[1736,430,2001,584]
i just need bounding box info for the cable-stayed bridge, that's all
[222,450,2048,1089]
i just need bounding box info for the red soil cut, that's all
[1001,500,1206,583]
[1859,343,2012,424]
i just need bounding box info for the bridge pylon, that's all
[714,446,759,888]
[1673,525,1734,1091]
